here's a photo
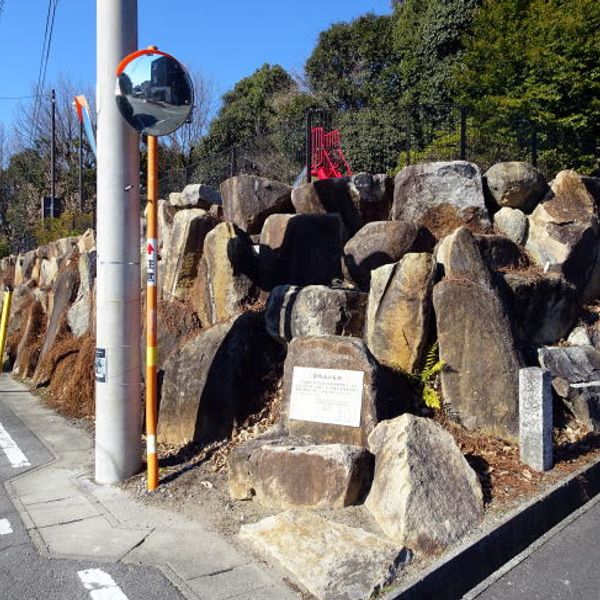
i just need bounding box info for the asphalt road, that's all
[466,493,600,600]
[0,394,184,600]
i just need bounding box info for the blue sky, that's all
[0,1,392,129]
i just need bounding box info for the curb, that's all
[383,454,600,600]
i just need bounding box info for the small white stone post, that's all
[519,367,553,471]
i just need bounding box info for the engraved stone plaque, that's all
[288,366,364,427]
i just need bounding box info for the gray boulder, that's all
[265,285,366,343]
[493,206,528,245]
[391,161,490,239]
[538,345,600,398]
[221,174,292,235]
[348,172,394,223]
[484,162,548,212]
[239,510,411,600]
[434,230,522,439]
[566,383,600,431]
[169,183,222,209]
[342,221,435,291]
[32,268,80,387]
[365,414,483,554]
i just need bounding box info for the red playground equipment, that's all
[310,126,353,180]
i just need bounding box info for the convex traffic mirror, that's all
[115,48,193,136]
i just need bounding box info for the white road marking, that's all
[0,518,13,535]
[0,420,30,468]
[77,569,130,600]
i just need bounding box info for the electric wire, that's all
[31,0,53,141]
[31,0,59,143]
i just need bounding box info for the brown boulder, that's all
[228,436,373,509]
[365,253,435,373]
[281,335,388,447]
[525,170,599,292]
[193,222,258,327]
[161,209,216,301]
[158,312,283,445]
[259,214,345,291]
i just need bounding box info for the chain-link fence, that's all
[160,103,598,195]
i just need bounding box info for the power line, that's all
[0,94,48,101]
[31,0,59,143]
[31,0,53,140]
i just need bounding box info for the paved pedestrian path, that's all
[0,375,297,600]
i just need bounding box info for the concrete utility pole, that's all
[95,0,141,484]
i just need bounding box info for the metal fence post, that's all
[405,108,411,166]
[306,110,312,184]
[460,106,468,161]
[531,124,538,167]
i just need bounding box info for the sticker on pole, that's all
[147,239,158,287]
[95,348,107,383]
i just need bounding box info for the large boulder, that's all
[365,414,483,554]
[498,272,579,347]
[292,178,361,234]
[32,268,80,387]
[537,345,600,398]
[281,335,389,447]
[259,214,345,291]
[39,258,59,289]
[169,183,222,209]
[161,208,216,301]
[493,206,528,245]
[157,199,176,255]
[221,174,292,235]
[342,221,435,291]
[193,222,258,327]
[158,312,283,445]
[525,170,599,292]
[365,253,435,373]
[436,226,492,286]
[390,161,490,239]
[67,250,97,338]
[13,300,46,379]
[434,228,522,439]
[538,345,600,431]
[484,162,548,212]
[239,510,411,600]
[348,172,394,224]
[475,234,528,272]
[228,437,373,509]
[265,285,367,343]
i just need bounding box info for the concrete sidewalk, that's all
[0,375,297,600]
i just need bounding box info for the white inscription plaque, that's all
[288,366,364,427]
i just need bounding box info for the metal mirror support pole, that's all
[79,118,84,213]
[95,0,142,484]
[146,134,159,491]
